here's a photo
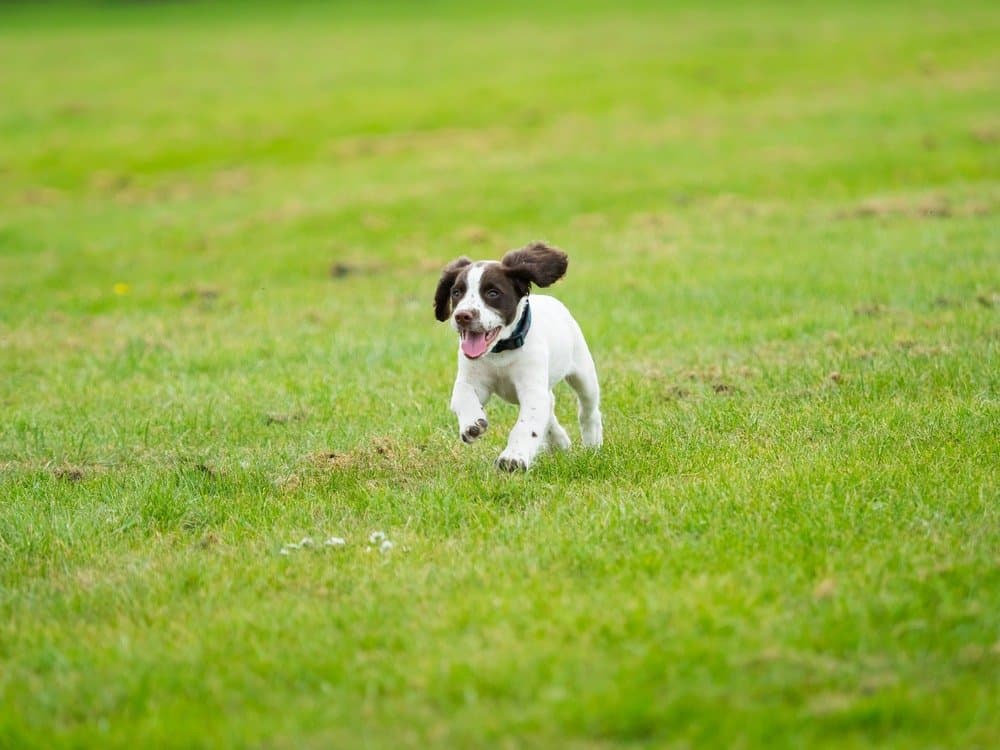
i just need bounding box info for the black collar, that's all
[492,300,531,353]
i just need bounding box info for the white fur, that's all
[448,281,603,471]
[450,265,506,336]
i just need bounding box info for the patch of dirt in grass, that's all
[85,167,254,207]
[837,194,996,221]
[265,410,308,425]
[361,213,389,231]
[306,436,419,476]
[859,672,899,695]
[664,385,690,400]
[569,213,608,230]
[684,364,759,382]
[958,644,990,664]
[327,127,505,163]
[2,461,107,481]
[212,168,251,194]
[976,292,999,308]
[853,302,888,317]
[807,693,856,716]
[329,261,384,280]
[276,473,302,493]
[641,363,757,401]
[53,465,86,482]
[89,170,133,194]
[454,225,492,245]
[813,577,837,599]
[308,450,355,470]
[194,462,218,478]
[969,125,997,145]
[181,286,221,302]
[891,336,953,357]
[179,286,222,311]
[197,531,222,549]
[19,186,63,205]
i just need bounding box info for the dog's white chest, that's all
[493,375,520,405]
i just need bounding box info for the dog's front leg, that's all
[496,379,551,472]
[451,378,490,444]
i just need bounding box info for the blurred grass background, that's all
[1,1,998,748]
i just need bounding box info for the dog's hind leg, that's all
[566,347,603,448]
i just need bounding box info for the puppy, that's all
[434,242,603,471]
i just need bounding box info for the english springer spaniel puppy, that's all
[434,242,603,471]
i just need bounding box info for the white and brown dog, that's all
[434,242,603,471]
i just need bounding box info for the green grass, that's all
[1,0,998,747]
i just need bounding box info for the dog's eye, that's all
[451,288,463,298]
[485,289,500,299]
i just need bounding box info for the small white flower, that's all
[284,542,301,550]
[379,539,394,553]
[279,548,291,556]
[299,536,314,548]
[325,536,347,547]
[369,531,386,545]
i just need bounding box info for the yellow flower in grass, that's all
[113,282,130,296]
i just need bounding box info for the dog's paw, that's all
[580,413,603,448]
[495,452,529,472]
[460,417,488,444]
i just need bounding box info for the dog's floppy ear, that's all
[500,242,568,288]
[433,257,472,322]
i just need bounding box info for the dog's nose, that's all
[454,309,478,326]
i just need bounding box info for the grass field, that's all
[1,0,998,747]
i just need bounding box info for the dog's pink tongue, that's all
[461,331,489,358]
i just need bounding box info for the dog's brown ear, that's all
[433,257,472,322]
[500,242,568,288]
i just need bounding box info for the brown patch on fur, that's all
[434,257,472,321]
[500,242,568,288]
[478,262,528,325]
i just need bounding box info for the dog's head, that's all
[434,242,568,359]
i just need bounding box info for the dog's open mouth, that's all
[460,327,502,359]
